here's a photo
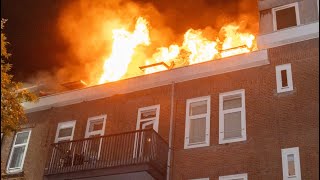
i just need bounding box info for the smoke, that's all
[27,0,258,87]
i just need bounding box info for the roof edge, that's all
[23,49,269,113]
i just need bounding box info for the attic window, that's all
[272,2,300,31]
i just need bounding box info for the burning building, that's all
[1,0,319,180]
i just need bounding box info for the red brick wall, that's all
[1,38,318,180]
[171,38,319,179]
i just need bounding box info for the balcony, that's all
[44,129,168,180]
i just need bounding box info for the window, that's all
[219,173,248,180]
[272,2,300,31]
[83,115,107,160]
[136,105,160,132]
[6,130,31,173]
[185,96,210,149]
[282,147,301,180]
[219,89,246,144]
[276,64,294,93]
[85,115,107,138]
[54,120,76,143]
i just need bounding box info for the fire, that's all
[98,17,150,84]
[220,24,255,57]
[144,45,180,74]
[98,17,257,84]
[182,29,219,65]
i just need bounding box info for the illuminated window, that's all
[54,121,76,143]
[185,96,210,149]
[219,89,246,144]
[276,64,294,93]
[7,130,31,173]
[219,173,248,180]
[281,147,301,180]
[272,2,300,31]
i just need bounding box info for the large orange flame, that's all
[98,17,257,84]
[98,17,150,84]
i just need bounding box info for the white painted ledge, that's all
[23,50,269,113]
[257,21,319,49]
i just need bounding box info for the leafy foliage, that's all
[1,19,38,134]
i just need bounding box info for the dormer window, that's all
[272,2,300,31]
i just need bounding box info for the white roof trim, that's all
[257,21,319,49]
[23,50,269,113]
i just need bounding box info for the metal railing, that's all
[44,129,168,176]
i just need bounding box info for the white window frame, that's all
[219,173,248,180]
[276,63,294,93]
[136,105,160,132]
[184,96,210,149]
[272,2,301,31]
[6,129,32,174]
[281,147,301,180]
[219,89,246,144]
[54,120,76,143]
[85,115,107,138]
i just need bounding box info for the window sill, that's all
[1,171,24,178]
[274,87,296,97]
[219,136,247,144]
[184,142,210,149]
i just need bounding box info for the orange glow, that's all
[98,17,257,84]
[144,45,180,74]
[98,17,150,84]
[182,29,219,65]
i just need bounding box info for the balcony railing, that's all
[44,129,168,178]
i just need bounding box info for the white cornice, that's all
[257,21,319,49]
[23,50,269,113]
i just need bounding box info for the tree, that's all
[1,18,38,135]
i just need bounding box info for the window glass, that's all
[281,70,288,87]
[89,119,104,132]
[223,96,242,110]
[189,117,206,144]
[15,132,29,145]
[58,127,73,138]
[190,100,207,116]
[276,6,297,30]
[287,154,296,176]
[224,112,242,139]
[9,146,26,168]
[141,109,157,119]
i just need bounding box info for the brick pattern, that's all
[0,38,318,180]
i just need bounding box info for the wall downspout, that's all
[167,81,175,180]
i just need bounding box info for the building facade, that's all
[1,0,319,179]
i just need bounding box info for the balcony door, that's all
[134,105,160,158]
[83,115,107,161]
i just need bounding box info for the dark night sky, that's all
[1,0,68,81]
[1,0,258,84]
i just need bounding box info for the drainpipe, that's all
[167,81,175,180]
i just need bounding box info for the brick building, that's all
[1,0,319,180]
